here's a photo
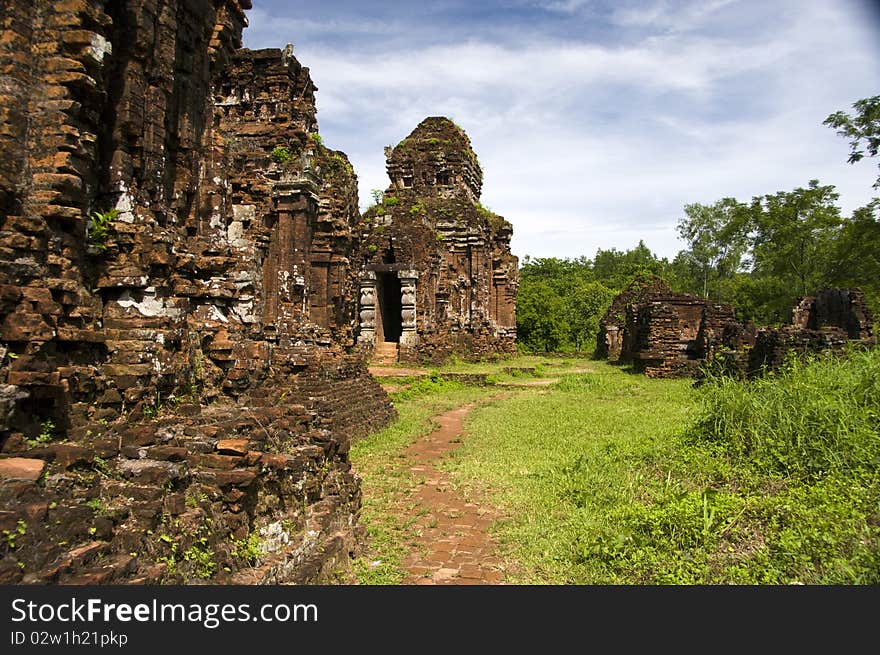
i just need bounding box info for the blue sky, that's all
[242,1,880,261]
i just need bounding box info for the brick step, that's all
[371,342,399,364]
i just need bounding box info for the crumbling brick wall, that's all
[598,279,873,378]
[596,274,672,362]
[0,0,393,584]
[629,293,710,377]
[598,277,749,378]
[749,288,875,375]
[789,288,874,339]
[355,117,518,365]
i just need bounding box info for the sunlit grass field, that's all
[351,351,880,584]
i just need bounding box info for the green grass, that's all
[352,351,880,584]
[442,364,697,583]
[434,354,591,376]
[444,353,880,583]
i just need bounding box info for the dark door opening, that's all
[376,272,403,343]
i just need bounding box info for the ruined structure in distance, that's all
[0,0,394,584]
[597,276,874,377]
[356,118,518,365]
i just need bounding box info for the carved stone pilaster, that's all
[357,271,377,345]
[399,270,419,346]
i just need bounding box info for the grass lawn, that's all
[443,362,699,583]
[351,352,880,584]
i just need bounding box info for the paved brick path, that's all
[400,401,507,585]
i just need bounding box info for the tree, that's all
[565,281,615,351]
[675,198,749,299]
[516,280,569,352]
[824,95,880,188]
[826,199,880,316]
[749,180,842,302]
[593,240,671,289]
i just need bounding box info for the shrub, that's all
[391,374,464,401]
[271,146,292,164]
[88,208,120,250]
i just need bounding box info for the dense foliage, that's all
[517,181,878,351]
[516,243,669,352]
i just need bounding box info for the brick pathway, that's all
[400,401,507,585]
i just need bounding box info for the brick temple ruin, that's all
[0,0,396,584]
[749,288,875,373]
[597,277,874,378]
[356,117,518,365]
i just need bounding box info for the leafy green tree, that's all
[824,95,880,188]
[593,240,672,289]
[826,199,880,315]
[748,180,842,302]
[675,198,749,299]
[517,247,671,352]
[565,281,615,351]
[519,256,594,293]
[516,280,569,352]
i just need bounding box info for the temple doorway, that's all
[376,272,402,343]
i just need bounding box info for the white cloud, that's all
[244,0,880,261]
[244,6,399,43]
[611,0,739,31]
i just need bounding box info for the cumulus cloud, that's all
[244,0,880,260]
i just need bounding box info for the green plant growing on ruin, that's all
[185,487,208,508]
[233,532,263,565]
[183,536,216,579]
[370,189,384,206]
[157,540,179,576]
[87,208,120,251]
[92,456,112,477]
[384,195,399,207]
[329,152,353,175]
[86,497,106,515]
[367,244,378,254]
[436,232,444,242]
[427,138,441,146]
[2,519,27,551]
[310,133,323,147]
[142,390,164,419]
[271,145,292,164]
[41,418,55,440]
[409,203,426,215]
[26,418,56,448]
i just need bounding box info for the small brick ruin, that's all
[598,277,874,378]
[0,0,396,584]
[749,288,875,374]
[356,117,518,365]
[596,274,673,363]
